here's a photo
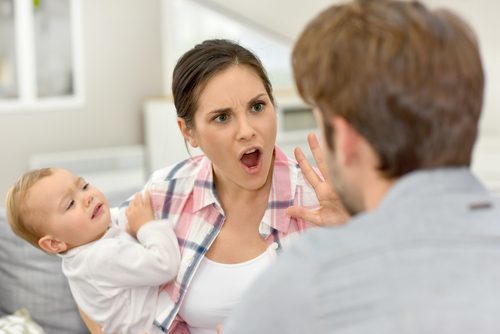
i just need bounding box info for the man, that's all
[224,0,500,333]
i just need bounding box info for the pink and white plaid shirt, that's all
[131,146,319,333]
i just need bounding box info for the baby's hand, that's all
[126,192,154,237]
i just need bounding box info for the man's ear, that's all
[330,116,361,166]
[177,117,198,148]
[38,235,68,254]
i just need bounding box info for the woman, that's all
[84,39,346,334]
[155,38,322,333]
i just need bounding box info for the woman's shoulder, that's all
[149,155,207,183]
[145,155,208,198]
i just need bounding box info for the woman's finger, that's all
[294,146,322,189]
[307,133,331,185]
[133,192,143,206]
[286,206,322,225]
[142,191,151,206]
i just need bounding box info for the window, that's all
[0,0,18,99]
[0,0,83,111]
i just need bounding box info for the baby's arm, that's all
[78,308,107,334]
[90,183,180,286]
[126,191,154,237]
[88,217,180,287]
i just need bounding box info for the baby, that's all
[5,167,180,334]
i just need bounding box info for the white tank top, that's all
[178,246,276,334]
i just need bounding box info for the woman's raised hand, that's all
[286,133,350,226]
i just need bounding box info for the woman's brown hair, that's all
[172,39,275,129]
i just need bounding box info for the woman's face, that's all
[181,65,277,192]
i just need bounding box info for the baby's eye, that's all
[214,113,229,123]
[66,200,75,211]
[251,102,265,113]
[82,183,89,190]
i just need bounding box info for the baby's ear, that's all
[38,235,68,254]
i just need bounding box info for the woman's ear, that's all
[38,235,68,254]
[177,117,198,148]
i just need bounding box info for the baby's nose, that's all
[84,194,94,207]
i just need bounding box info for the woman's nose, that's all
[237,116,256,141]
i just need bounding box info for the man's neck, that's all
[363,175,397,212]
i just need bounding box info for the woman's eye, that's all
[82,183,89,190]
[214,113,229,123]
[251,102,265,112]
[66,200,75,211]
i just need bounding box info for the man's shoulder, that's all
[270,223,374,280]
[291,184,500,267]
[286,219,379,263]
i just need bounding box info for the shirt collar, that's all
[379,167,486,211]
[262,146,297,235]
[191,155,219,213]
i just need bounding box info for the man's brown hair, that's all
[5,168,53,249]
[292,0,484,178]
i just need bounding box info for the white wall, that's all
[0,0,163,199]
[424,0,499,138]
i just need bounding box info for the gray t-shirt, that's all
[225,168,500,333]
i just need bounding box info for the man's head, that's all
[6,168,111,253]
[292,0,484,214]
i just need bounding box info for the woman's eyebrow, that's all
[208,107,231,117]
[207,93,267,116]
[247,93,267,107]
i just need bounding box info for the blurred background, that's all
[0,0,499,205]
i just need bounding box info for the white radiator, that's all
[29,145,146,206]
[143,99,201,174]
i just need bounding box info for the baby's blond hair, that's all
[5,168,54,249]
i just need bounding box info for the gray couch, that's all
[0,208,88,333]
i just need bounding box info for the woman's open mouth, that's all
[239,147,262,174]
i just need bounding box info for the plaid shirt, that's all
[137,146,319,333]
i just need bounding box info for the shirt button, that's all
[270,242,279,250]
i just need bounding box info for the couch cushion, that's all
[0,208,87,334]
[0,308,45,334]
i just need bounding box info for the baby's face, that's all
[26,168,111,251]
